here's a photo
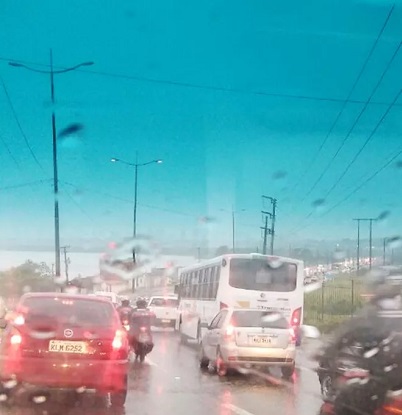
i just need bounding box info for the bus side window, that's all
[202,268,210,299]
[208,267,215,299]
[191,271,198,298]
[212,266,220,299]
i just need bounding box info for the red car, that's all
[0,293,129,407]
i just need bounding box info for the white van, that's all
[94,291,120,307]
[148,296,179,327]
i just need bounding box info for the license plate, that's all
[49,340,87,354]
[251,336,274,345]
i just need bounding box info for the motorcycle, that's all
[133,325,154,362]
[130,310,155,363]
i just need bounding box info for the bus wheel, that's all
[198,343,209,370]
[179,323,187,344]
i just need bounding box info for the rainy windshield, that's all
[2,0,402,414]
[229,259,297,292]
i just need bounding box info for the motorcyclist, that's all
[117,298,134,322]
[316,270,402,415]
[129,298,154,357]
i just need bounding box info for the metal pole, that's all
[232,210,235,253]
[270,199,277,255]
[262,215,268,255]
[357,220,360,273]
[383,238,387,265]
[50,49,61,278]
[133,163,138,238]
[369,219,373,269]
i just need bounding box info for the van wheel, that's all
[281,364,295,379]
[179,323,187,344]
[216,349,227,377]
[198,343,209,370]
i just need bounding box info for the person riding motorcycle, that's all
[117,298,134,323]
[129,297,154,360]
[316,270,402,415]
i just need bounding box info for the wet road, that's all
[1,330,323,415]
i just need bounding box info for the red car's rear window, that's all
[20,297,116,327]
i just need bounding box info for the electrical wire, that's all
[2,56,402,107]
[289,4,396,200]
[0,76,47,175]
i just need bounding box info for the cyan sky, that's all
[1,0,402,251]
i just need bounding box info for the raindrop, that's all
[58,123,84,139]
[395,160,402,169]
[377,211,390,222]
[387,237,402,249]
[364,347,379,358]
[272,170,287,180]
[268,258,283,269]
[0,394,7,402]
[262,313,281,323]
[3,379,17,389]
[76,386,86,394]
[312,199,325,211]
[32,395,47,404]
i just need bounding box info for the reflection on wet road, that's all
[1,330,322,415]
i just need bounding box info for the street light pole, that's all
[111,156,162,291]
[9,52,94,278]
[50,50,61,277]
[232,210,235,253]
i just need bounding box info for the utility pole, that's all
[61,246,70,283]
[261,214,270,255]
[353,218,376,271]
[262,196,277,255]
[383,238,388,266]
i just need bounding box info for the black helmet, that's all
[136,297,147,309]
[121,299,130,307]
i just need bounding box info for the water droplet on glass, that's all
[58,123,85,139]
[0,394,7,402]
[262,313,281,323]
[199,216,216,224]
[268,258,283,269]
[272,170,287,180]
[32,395,47,404]
[395,160,402,169]
[387,237,402,249]
[377,211,390,223]
[312,199,325,208]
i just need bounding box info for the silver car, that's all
[198,308,296,378]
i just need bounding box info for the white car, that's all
[198,308,296,378]
[147,296,179,328]
[93,291,120,307]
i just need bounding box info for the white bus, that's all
[175,253,304,344]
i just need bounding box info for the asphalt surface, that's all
[0,330,323,415]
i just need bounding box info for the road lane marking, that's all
[222,403,255,415]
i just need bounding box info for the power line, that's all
[323,87,402,199]
[2,56,402,107]
[290,145,402,235]
[0,179,52,191]
[291,5,395,200]
[0,76,46,175]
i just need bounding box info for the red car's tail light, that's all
[10,334,22,345]
[112,330,125,350]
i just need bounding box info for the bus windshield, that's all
[229,258,297,292]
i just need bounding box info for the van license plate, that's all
[251,336,273,345]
